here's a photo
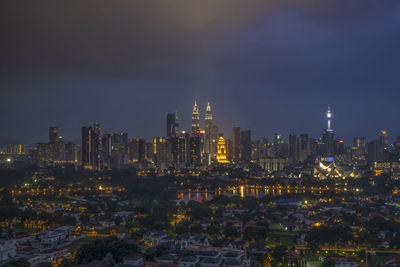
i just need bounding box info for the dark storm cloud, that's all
[0,1,400,143]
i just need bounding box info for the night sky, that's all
[1,1,400,144]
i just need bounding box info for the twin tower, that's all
[192,101,219,157]
[191,101,213,135]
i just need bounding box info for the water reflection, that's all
[177,186,299,202]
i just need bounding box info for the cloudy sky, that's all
[1,0,400,143]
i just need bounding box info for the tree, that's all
[75,237,139,265]
[272,245,288,262]
[0,259,30,267]
[104,253,115,267]
[63,215,77,226]
[190,223,203,234]
[79,214,91,225]
[187,200,211,220]
[306,225,352,249]
[255,227,268,241]
[224,222,239,239]
[59,259,76,267]
[114,216,122,227]
[175,222,189,235]
[207,222,221,239]
[244,227,256,241]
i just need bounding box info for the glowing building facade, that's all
[216,136,229,163]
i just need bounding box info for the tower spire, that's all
[326,105,332,131]
[205,102,212,121]
[191,101,200,135]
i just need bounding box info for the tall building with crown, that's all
[204,102,218,157]
[204,102,213,154]
[191,101,200,135]
[216,136,229,163]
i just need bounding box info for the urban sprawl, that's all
[1,103,400,267]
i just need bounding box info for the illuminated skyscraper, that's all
[81,123,102,170]
[203,102,219,158]
[92,123,101,169]
[154,137,170,169]
[82,126,93,168]
[352,137,366,161]
[190,136,201,165]
[205,102,212,124]
[216,136,229,163]
[322,106,335,157]
[204,102,213,154]
[191,101,200,135]
[102,133,112,169]
[178,132,190,166]
[378,130,390,161]
[129,138,146,162]
[49,126,64,161]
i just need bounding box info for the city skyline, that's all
[0,102,398,146]
[2,3,400,265]
[1,1,400,143]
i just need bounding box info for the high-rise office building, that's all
[394,136,400,161]
[289,134,300,164]
[233,127,241,161]
[65,142,76,163]
[145,142,154,162]
[251,140,262,161]
[102,133,112,169]
[154,137,170,169]
[49,127,59,144]
[81,124,102,170]
[299,133,311,162]
[190,134,201,165]
[352,137,366,162]
[241,130,251,162]
[379,130,389,147]
[178,133,190,167]
[378,130,390,161]
[367,140,379,162]
[167,112,179,138]
[273,133,287,157]
[225,138,233,161]
[82,126,93,168]
[129,138,146,162]
[191,101,200,135]
[92,123,102,169]
[49,126,64,162]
